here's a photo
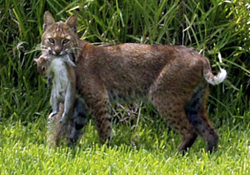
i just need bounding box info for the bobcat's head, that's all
[41,11,79,62]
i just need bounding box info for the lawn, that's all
[1,115,250,174]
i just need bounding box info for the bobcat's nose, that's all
[54,46,62,55]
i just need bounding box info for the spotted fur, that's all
[41,11,227,153]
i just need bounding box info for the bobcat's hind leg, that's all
[185,104,219,153]
[184,83,219,153]
[151,94,198,153]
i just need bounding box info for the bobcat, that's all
[41,11,227,153]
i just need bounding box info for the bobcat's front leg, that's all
[88,91,112,144]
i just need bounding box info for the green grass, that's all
[1,0,250,174]
[1,117,250,174]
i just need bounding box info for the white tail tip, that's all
[206,69,227,85]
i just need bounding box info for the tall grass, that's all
[1,0,250,149]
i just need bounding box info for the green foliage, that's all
[1,0,250,123]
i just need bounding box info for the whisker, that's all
[69,47,81,53]
[37,44,47,49]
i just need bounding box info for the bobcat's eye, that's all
[62,39,70,45]
[48,38,55,44]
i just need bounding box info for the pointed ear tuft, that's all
[65,14,78,32]
[43,11,55,31]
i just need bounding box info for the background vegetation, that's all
[1,0,250,174]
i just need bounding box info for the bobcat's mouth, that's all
[49,48,67,56]
[45,47,77,63]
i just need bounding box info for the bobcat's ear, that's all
[43,11,55,31]
[65,14,78,33]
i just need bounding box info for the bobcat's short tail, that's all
[203,59,227,85]
[204,69,227,85]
